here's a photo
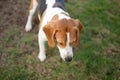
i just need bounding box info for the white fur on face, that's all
[57,32,73,61]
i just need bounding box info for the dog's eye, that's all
[57,41,64,46]
[57,42,66,48]
[59,42,63,45]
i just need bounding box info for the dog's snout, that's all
[65,56,72,62]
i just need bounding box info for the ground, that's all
[0,0,120,80]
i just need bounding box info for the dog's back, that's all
[38,0,66,16]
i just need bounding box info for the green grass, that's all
[0,0,120,80]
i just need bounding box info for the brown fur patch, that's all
[30,0,33,10]
[51,15,59,21]
[43,18,83,48]
[55,30,67,48]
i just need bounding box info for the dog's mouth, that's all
[64,56,72,62]
[60,57,72,62]
[58,48,73,62]
[60,56,72,62]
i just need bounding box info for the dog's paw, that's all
[38,54,46,62]
[25,23,32,32]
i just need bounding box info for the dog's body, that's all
[25,0,82,62]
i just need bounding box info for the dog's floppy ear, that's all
[43,22,56,48]
[74,19,83,31]
[74,19,83,46]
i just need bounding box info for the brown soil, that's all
[0,0,29,32]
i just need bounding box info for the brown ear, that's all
[43,23,56,48]
[74,19,83,31]
[72,27,80,47]
[74,19,83,46]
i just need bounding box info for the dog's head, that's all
[43,19,83,62]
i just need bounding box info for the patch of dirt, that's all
[0,0,29,33]
[104,44,120,57]
[0,0,40,65]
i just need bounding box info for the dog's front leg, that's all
[38,31,46,62]
[25,0,38,32]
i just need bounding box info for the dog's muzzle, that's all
[65,56,72,62]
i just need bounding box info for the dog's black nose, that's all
[65,57,72,62]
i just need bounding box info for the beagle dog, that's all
[25,0,83,62]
